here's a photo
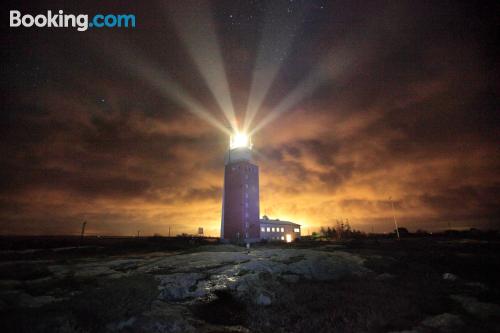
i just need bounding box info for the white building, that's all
[259,216,301,242]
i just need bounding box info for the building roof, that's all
[259,216,301,227]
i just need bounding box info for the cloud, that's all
[0,0,498,235]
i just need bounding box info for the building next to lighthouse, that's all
[221,133,301,243]
[259,216,301,242]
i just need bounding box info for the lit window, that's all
[272,227,275,232]
[261,227,265,232]
[266,227,270,232]
[281,227,284,232]
[281,236,285,240]
[294,228,300,233]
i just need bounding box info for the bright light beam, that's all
[168,1,237,132]
[113,45,231,136]
[243,1,304,133]
[249,46,357,136]
[249,69,328,136]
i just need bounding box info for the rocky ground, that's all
[0,239,499,332]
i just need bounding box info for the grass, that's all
[0,274,159,333]
[244,275,451,333]
[1,236,499,332]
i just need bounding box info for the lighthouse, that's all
[221,133,260,242]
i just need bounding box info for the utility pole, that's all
[389,197,400,240]
[80,221,87,246]
[168,226,171,237]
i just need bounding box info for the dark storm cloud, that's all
[182,186,221,202]
[419,185,500,219]
[1,0,498,234]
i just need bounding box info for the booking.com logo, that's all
[10,10,136,32]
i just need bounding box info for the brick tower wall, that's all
[222,160,260,242]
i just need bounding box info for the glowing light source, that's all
[286,234,292,243]
[230,132,252,149]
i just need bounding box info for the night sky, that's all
[1,0,499,236]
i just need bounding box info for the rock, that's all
[73,264,118,278]
[0,279,23,290]
[17,293,61,308]
[281,274,300,283]
[107,316,137,331]
[287,250,368,280]
[141,251,251,274]
[376,273,396,281]
[442,273,458,281]
[23,276,55,289]
[421,313,464,331]
[47,265,71,279]
[451,295,500,319]
[156,273,207,301]
[255,293,272,306]
[131,302,197,333]
[465,281,488,291]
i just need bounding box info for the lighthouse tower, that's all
[221,133,260,242]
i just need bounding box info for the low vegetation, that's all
[0,234,499,332]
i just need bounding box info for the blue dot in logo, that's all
[89,22,93,27]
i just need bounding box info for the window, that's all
[281,227,284,232]
[266,227,270,232]
[245,184,248,188]
[261,227,265,232]
[245,212,249,217]
[294,228,300,233]
[281,236,285,240]
[271,227,275,232]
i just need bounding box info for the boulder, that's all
[156,273,207,301]
[451,295,500,319]
[421,313,464,331]
[255,293,272,306]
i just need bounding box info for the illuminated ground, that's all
[0,238,499,332]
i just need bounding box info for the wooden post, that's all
[390,197,400,240]
[80,221,87,246]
